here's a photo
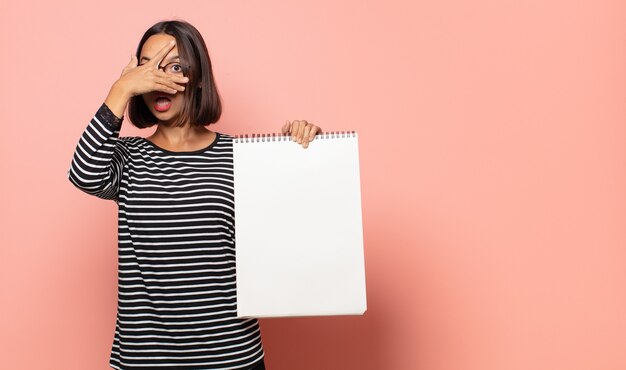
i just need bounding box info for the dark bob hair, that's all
[128,20,222,128]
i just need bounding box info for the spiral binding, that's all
[233,131,357,143]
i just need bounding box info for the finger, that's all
[152,69,189,86]
[175,74,190,84]
[156,40,177,69]
[167,75,188,90]
[302,125,311,147]
[147,39,177,68]
[157,68,188,84]
[291,121,300,141]
[295,120,306,144]
[281,120,291,135]
[155,83,179,95]
[308,125,320,141]
[155,73,186,92]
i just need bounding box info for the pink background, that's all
[1,1,626,369]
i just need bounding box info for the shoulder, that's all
[113,135,145,155]
[217,132,234,141]
[211,132,235,156]
[216,132,235,148]
[118,135,144,143]
[116,135,143,145]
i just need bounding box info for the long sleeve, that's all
[67,102,129,203]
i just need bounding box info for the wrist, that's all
[104,82,131,121]
[111,81,132,101]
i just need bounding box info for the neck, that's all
[152,122,212,145]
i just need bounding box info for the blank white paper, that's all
[233,133,367,318]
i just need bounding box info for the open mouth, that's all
[154,95,173,112]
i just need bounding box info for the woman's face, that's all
[139,33,186,124]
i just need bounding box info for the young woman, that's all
[67,19,321,370]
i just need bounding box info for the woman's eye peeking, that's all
[170,63,182,73]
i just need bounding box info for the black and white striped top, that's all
[67,102,265,370]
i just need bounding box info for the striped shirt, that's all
[67,102,265,370]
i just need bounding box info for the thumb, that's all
[121,55,137,78]
[127,54,138,68]
[281,120,291,135]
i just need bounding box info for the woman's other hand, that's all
[281,120,322,149]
